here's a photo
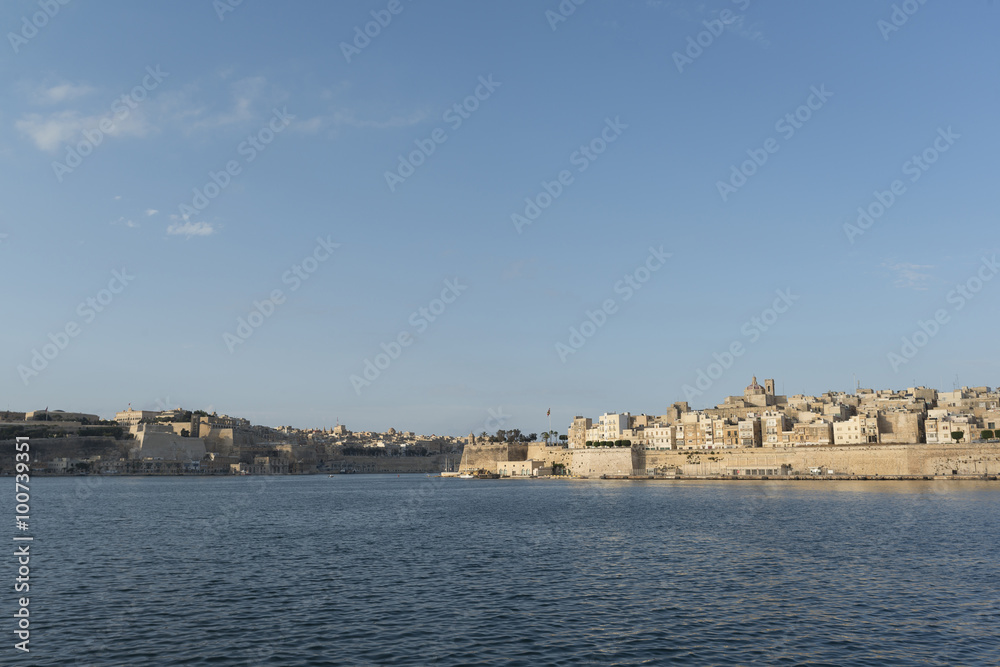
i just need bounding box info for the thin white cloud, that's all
[33,82,96,105]
[112,216,139,228]
[884,262,934,290]
[16,108,153,152]
[329,109,429,129]
[145,209,158,216]
[288,109,428,136]
[167,221,216,237]
[186,76,268,130]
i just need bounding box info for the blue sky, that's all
[2,1,998,435]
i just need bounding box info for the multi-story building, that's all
[925,414,978,444]
[833,413,880,445]
[762,411,791,446]
[568,416,592,448]
[737,416,762,448]
[586,413,630,443]
[779,420,834,446]
[644,424,675,450]
[708,418,740,448]
[115,408,160,427]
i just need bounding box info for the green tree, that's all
[981,430,994,441]
[951,431,964,443]
[180,429,190,437]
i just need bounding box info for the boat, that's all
[459,473,474,479]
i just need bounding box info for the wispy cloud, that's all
[113,216,140,228]
[16,109,153,152]
[167,220,216,237]
[884,261,934,290]
[292,109,429,135]
[181,76,271,131]
[31,82,97,105]
[145,209,158,216]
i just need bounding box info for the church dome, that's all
[745,376,765,395]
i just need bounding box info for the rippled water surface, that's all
[27,476,1000,665]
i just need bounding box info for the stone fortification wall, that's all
[571,449,637,477]
[1,436,123,467]
[462,442,1000,477]
[639,443,1000,476]
[134,432,207,461]
[328,454,446,473]
[526,444,574,469]
[459,443,528,471]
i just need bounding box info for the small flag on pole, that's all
[547,408,550,417]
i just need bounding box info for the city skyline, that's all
[3,2,998,435]
[6,375,996,438]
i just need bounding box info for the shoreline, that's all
[20,471,1000,482]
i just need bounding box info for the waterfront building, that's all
[496,460,543,477]
[643,423,675,450]
[925,413,978,444]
